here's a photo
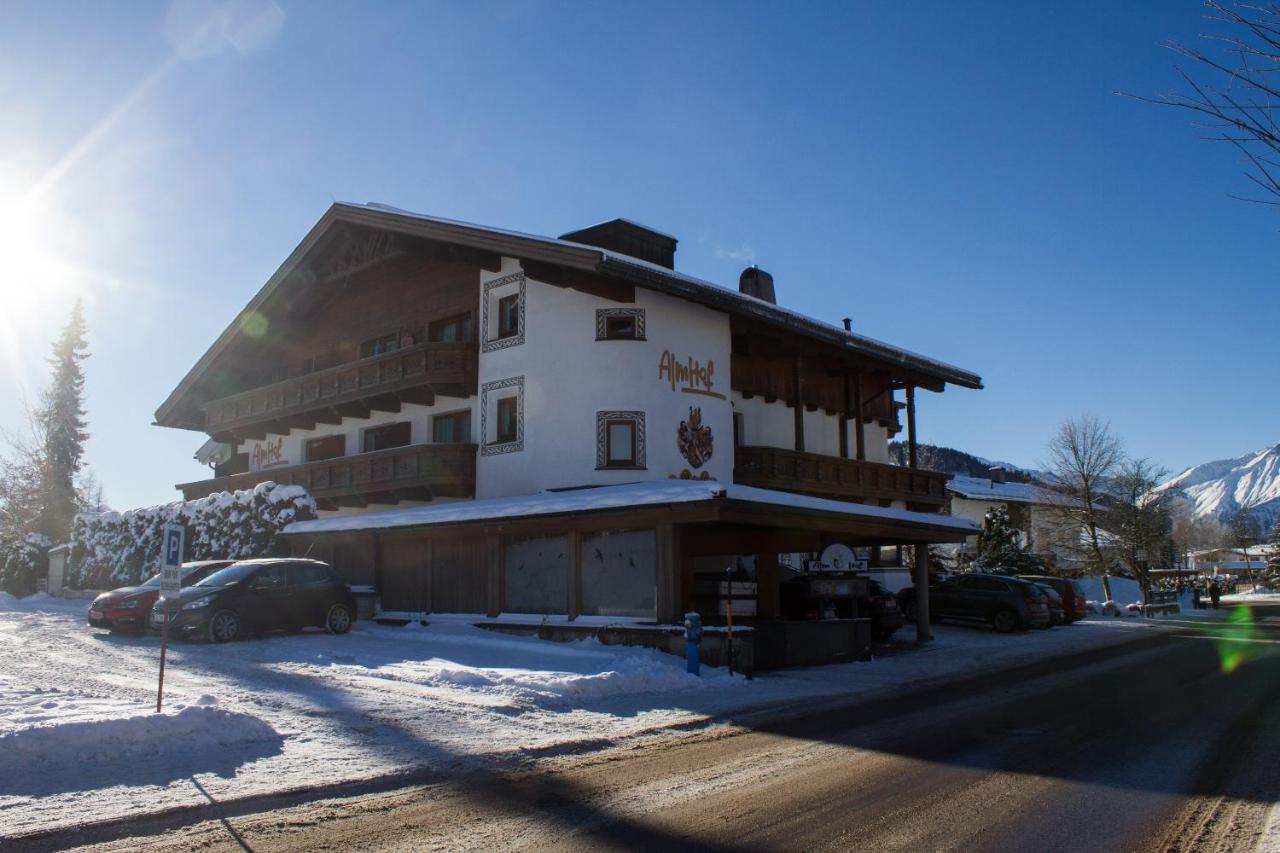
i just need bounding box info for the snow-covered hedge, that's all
[0,533,51,597]
[69,483,317,589]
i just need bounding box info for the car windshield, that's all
[139,574,161,588]
[195,563,263,587]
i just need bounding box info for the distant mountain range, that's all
[1152,444,1280,530]
[888,442,1041,483]
[896,440,1280,532]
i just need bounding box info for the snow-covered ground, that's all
[0,592,1180,838]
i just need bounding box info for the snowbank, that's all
[1075,576,1142,607]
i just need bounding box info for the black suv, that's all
[152,559,356,642]
[905,573,1051,632]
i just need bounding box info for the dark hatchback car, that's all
[152,558,356,642]
[916,573,1051,632]
[865,580,905,641]
[88,560,233,632]
[1019,575,1088,624]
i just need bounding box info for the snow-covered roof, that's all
[282,480,978,537]
[156,202,982,429]
[348,202,981,390]
[946,475,1074,505]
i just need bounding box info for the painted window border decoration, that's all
[480,375,525,456]
[481,272,527,353]
[595,410,646,470]
[594,308,646,341]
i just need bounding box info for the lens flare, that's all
[1216,605,1257,674]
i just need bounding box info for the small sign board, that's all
[160,524,184,600]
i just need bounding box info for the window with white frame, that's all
[596,411,645,469]
[480,376,525,455]
[482,272,526,352]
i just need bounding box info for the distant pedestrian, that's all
[1191,584,1201,609]
[1210,580,1221,610]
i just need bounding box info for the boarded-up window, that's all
[581,530,656,617]
[505,535,569,614]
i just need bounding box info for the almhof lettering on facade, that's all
[658,349,725,400]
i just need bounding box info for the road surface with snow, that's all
[0,591,1186,842]
[41,602,1280,853]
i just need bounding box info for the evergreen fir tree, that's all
[973,504,1042,574]
[37,300,89,542]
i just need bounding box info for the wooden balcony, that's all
[204,342,478,442]
[177,443,476,508]
[733,445,950,509]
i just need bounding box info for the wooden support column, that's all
[914,543,932,643]
[852,369,866,461]
[906,384,918,469]
[755,552,780,620]
[567,530,583,620]
[485,533,503,618]
[792,356,805,452]
[655,523,680,623]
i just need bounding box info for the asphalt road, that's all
[35,604,1280,852]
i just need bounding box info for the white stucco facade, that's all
[475,259,734,499]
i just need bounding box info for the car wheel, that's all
[209,610,241,643]
[326,604,353,635]
[992,609,1018,633]
[1038,619,1053,630]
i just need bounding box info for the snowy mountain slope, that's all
[1154,444,1280,528]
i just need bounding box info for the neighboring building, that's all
[155,203,983,633]
[946,469,1083,570]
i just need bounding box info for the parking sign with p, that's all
[160,524,184,600]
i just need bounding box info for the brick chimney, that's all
[988,466,1007,484]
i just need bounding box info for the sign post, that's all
[157,524,184,713]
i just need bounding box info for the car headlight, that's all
[182,596,216,611]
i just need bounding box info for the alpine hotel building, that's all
[155,204,983,659]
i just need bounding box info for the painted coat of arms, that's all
[677,406,714,469]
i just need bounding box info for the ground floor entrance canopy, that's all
[280,480,977,624]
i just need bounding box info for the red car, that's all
[1019,575,1088,624]
[87,560,234,632]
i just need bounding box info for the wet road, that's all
[38,604,1280,852]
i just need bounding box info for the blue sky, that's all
[0,0,1276,510]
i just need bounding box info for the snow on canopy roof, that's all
[947,475,1076,506]
[281,480,978,536]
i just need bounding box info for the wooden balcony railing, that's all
[177,443,477,506]
[734,445,949,508]
[204,342,478,440]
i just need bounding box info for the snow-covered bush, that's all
[69,482,316,589]
[0,533,51,597]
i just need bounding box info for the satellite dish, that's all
[820,543,857,571]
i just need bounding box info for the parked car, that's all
[151,558,356,642]
[1018,575,1088,623]
[901,573,1051,632]
[87,560,234,632]
[864,579,905,641]
[1031,582,1063,627]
